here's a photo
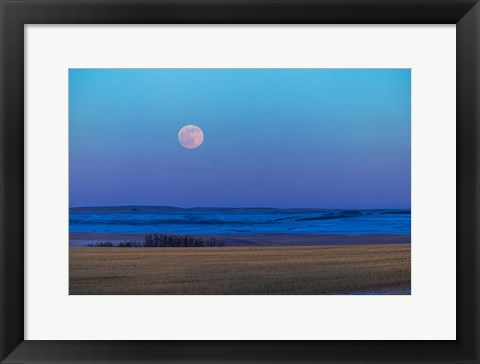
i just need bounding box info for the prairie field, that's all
[69,244,410,295]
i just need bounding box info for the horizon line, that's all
[69,204,412,210]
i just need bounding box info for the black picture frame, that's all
[1,0,478,363]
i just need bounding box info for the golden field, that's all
[69,244,410,295]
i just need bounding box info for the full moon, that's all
[178,125,204,149]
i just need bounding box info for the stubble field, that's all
[69,244,410,295]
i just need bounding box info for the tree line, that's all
[86,234,225,248]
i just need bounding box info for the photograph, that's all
[2,0,478,360]
[69,68,411,295]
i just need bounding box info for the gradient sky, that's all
[69,69,411,208]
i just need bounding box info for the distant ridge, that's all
[69,205,182,213]
[69,206,411,236]
[70,205,411,212]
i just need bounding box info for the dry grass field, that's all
[69,244,410,295]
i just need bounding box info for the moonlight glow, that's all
[178,125,204,149]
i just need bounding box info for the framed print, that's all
[0,0,479,363]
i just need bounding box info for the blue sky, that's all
[69,69,411,208]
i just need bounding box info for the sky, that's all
[69,69,411,208]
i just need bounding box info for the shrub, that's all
[85,235,226,248]
[144,234,206,247]
[87,241,114,247]
[118,241,142,247]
